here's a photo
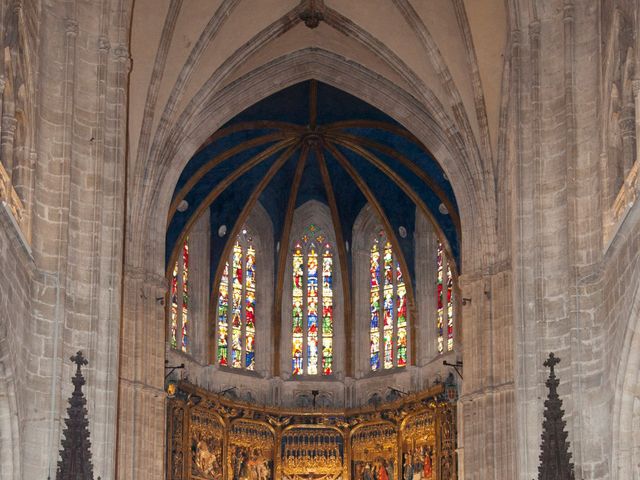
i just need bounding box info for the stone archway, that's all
[117,48,500,478]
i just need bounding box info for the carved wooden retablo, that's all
[167,382,457,480]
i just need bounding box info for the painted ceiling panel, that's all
[331,143,418,285]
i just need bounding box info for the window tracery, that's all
[292,224,334,376]
[369,231,407,371]
[217,229,256,370]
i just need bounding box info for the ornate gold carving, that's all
[167,404,186,480]
[436,404,457,480]
[351,423,396,480]
[167,383,456,480]
[281,426,343,478]
[190,409,225,480]
[0,160,28,243]
[606,158,639,246]
[402,411,437,480]
[228,420,274,480]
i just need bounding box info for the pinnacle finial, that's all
[71,351,88,371]
[543,352,560,372]
[536,352,575,480]
[56,351,95,480]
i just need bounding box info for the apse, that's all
[164,79,461,401]
[166,80,460,275]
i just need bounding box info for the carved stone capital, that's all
[64,18,79,37]
[1,115,17,137]
[510,28,522,49]
[528,21,541,40]
[11,0,22,15]
[98,36,111,53]
[113,45,132,71]
[562,3,575,23]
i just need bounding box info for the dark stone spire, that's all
[54,351,96,480]
[537,353,576,480]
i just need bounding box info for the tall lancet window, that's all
[217,230,256,370]
[170,238,190,352]
[436,241,454,353]
[292,224,333,376]
[369,231,408,371]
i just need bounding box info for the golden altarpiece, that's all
[166,382,457,480]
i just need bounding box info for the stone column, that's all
[188,211,211,364]
[414,213,437,366]
[117,268,167,480]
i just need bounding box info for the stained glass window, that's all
[369,231,407,370]
[216,229,257,370]
[170,238,190,352]
[436,241,454,353]
[292,224,334,376]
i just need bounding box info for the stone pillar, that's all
[188,211,211,364]
[414,212,437,365]
[458,267,517,479]
[19,1,131,478]
[116,268,167,480]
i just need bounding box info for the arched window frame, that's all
[353,205,412,376]
[282,201,343,379]
[368,230,408,372]
[216,228,258,371]
[291,226,335,376]
[210,203,274,375]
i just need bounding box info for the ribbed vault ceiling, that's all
[167,80,460,285]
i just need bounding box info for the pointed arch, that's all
[282,201,344,378]
[212,202,274,375]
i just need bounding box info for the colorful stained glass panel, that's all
[307,247,319,375]
[396,262,407,367]
[322,248,333,375]
[382,242,394,369]
[370,241,381,371]
[436,242,445,354]
[217,262,230,366]
[181,240,189,352]
[292,245,304,375]
[231,243,243,368]
[170,261,179,349]
[245,245,256,370]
